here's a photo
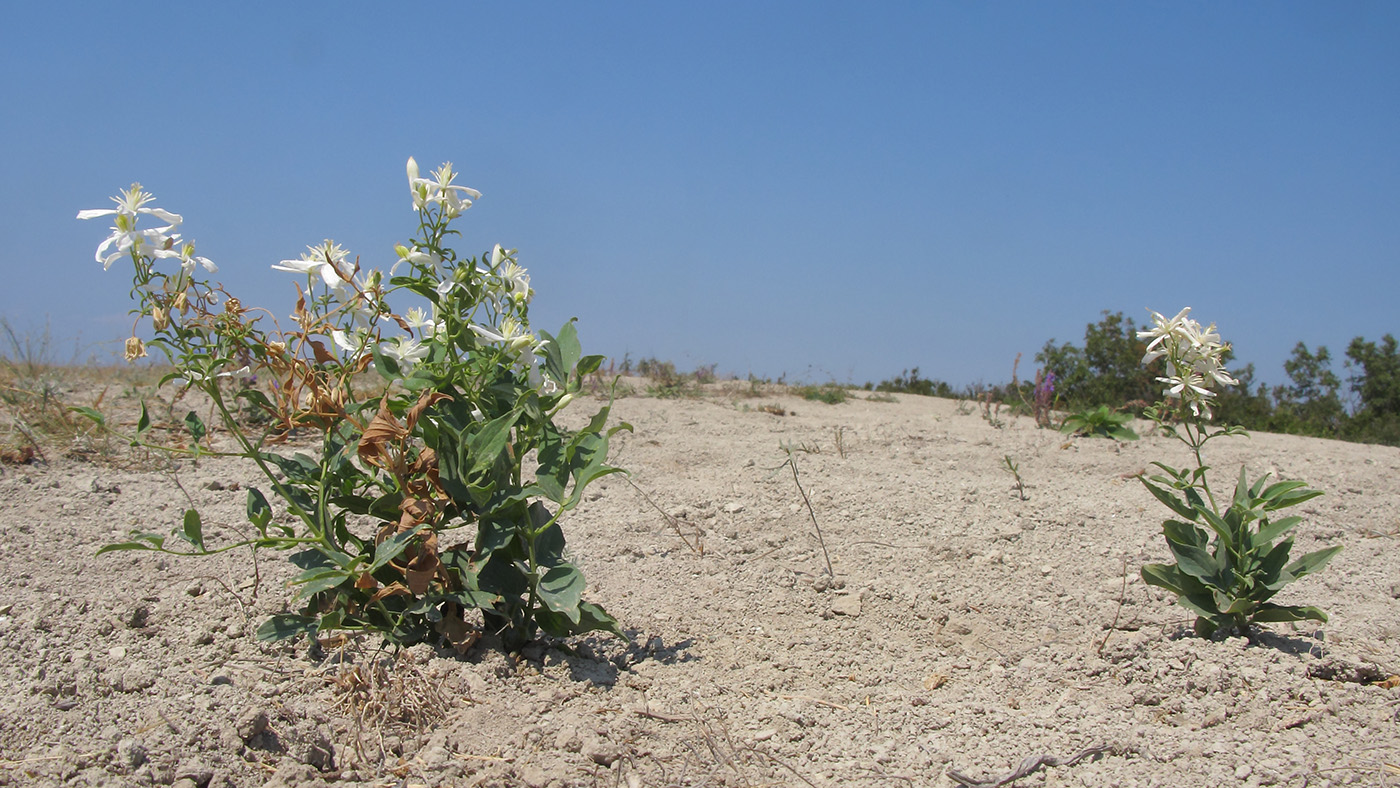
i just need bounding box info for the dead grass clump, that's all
[319,646,453,769]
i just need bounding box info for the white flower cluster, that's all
[1138,307,1239,420]
[78,184,216,274]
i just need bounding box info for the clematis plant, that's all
[1136,308,1340,637]
[83,158,628,651]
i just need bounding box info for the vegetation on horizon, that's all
[866,310,1398,447]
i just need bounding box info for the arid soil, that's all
[2,381,1398,787]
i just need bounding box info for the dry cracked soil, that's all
[2,380,1399,787]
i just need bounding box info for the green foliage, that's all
[1037,311,1160,409]
[1059,405,1138,440]
[797,383,847,404]
[1136,307,1341,638]
[87,164,628,652]
[1344,334,1400,445]
[1140,466,1340,637]
[870,367,953,398]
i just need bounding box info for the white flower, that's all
[403,307,438,338]
[331,328,369,355]
[158,241,217,274]
[77,183,182,226]
[1142,307,1240,420]
[381,336,429,368]
[390,243,439,276]
[489,245,531,305]
[407,159,480,218]
[272,240,354,291]
[79,184,184,270]
[469,316,539,356]
[1137,307,1192,365]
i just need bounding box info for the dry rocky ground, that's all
[1,378,1398,787]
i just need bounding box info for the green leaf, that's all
[536,565,585,623]
[1232,466,1252,510]
[468,409,520,477]
[1141,563,1186,595]
[1140,478,1197,521]
[368,525,427,573]
[136,401,151,438]
[291,567,351,599]
[576,354,604,378]
[541,320,581,385]
[370,341,401,381]
[1253,515,1303,547]
[1107,423,1139,441]
[236,388,274,414]
[1256,538,1296,591]
[178,509,205,551]
[97,539,160,555]
[534,425,568,504]
[1250,604,1328,625]
[1162,520,1208,550]
[246,488,273,529]
[1169,541,1231,593]
[183,411,206,442]
[1283,544,1342,582]
[67,406,105,428]
[1196,506,1235,548]
[1265,485,1324,511]
[256,614,318,642]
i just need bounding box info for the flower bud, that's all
[124,337,147,362]
[152,307,169,330]
[173,291,189,314]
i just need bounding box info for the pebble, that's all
[830,593,863,617]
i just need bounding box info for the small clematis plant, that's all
[82,159,628,651]
[1136,308,1340,637]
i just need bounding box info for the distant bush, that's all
[868,367,953,398]
[797,384,848,404]
[1038,311,1399,447]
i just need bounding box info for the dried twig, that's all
[1097,556,1130,656]
[623,474,703,554]
[779,447,834,578]
[947,745,1117,788]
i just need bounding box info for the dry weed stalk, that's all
[777,445,834,578]
[319,647,452,767]
[623,475,704,554]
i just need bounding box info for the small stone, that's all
[126,604,151,628]
[830,593,863,617]
[723,502,745,514]
[588,747,620,767]
[185,581,205,597]
[517,763,550,788]
[237,708,270,741]
[108,645,128,660]
[118,661,158,692]
[117,738,148,770]
[174,760,214,787]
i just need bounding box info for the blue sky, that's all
[3,2,1397,388]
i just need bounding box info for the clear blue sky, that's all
[4,2,1396,388]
